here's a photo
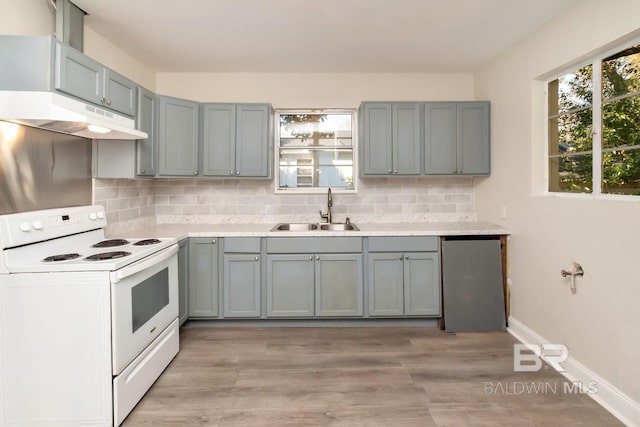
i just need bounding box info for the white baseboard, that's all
[507,316,640,427]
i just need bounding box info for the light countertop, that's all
[112,221,509,240]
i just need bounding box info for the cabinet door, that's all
[393,103,421,175]
[223,254,261,318]
[188,238,219,317]
[424,103,457,174]
[104,69,136,116]
[368,253,404,316]
[178,239,189,325]
[361,103,393,175]
[54,42,103,106]
[236,104,270,177]
[202,103,236,176]
[404,252,440,316]
[458,102,490,175]
[136,87,156,176]
[158,96,199,176]
[315,254,363,317]
[267,255,315,317]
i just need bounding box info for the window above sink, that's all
[275,109,357,194]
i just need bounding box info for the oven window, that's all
[131,268,169,333]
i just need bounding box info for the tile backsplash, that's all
[95,177,477,232]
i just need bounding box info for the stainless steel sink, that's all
[271,223,319,231]
[271,222,359,231]
[318,223,359,231]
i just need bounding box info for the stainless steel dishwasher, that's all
[441,236,506,332]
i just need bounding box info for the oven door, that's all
[111,244,179,375]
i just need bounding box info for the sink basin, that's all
[271,223,318,231]
[270,222,359,231]
[318,223,359,231]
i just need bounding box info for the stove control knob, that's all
[19,222,31,232]
[96,211,105,219]
[89,212,97,220]
[32,220,43,230]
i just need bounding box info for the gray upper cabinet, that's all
[424,101,490,175]
[55,42,137,116]
[188,238,219,318]
[136,87,156,176]
[158,95,199,176]
[360,102,421,176]
[201,103,272,178]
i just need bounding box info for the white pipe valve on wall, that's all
[561,262,584,294]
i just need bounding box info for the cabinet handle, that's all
[255,256,259,261]
[193,171,198,175]
[211,239,216,244]
[393,170,398,174]
[106,99,112,106]
[141,169,145,173]
[457,169,463,174]
[100,97,106,104]
[388,169,392,174]
[229,171,234,175]
[398,255,403,260]
[309,256,313,261]
[405,255,409,260]
[236,171,240,176]
[316,255,320,261]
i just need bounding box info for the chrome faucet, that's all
[319,187,333,223]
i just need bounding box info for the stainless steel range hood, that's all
[0,91,147,140]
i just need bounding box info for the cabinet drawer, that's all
[224,237,261,253]
[368,236,439,252]
[267,237,362,254]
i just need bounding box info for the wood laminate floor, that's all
[123,326,623,426]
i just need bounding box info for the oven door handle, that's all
[111,244,178,283]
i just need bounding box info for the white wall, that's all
[156,72,474,107]
[0,0,54,35]
[475,0,640,407]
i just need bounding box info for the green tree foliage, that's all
[557,45,640,194]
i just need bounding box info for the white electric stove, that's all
[0,205,180,426]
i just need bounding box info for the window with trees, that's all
[276,110,355,192]
[548,42,640,196]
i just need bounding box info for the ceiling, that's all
[71,0,578,73]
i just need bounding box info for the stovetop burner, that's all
[92,239,130,248]
[84,251,131,261]
[133,238,162,246]
[43,253,82,262]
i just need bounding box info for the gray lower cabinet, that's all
[424,101,490,175]
[188,237,219,317]
[201,103,272,177]
[266,255,315,317]
[178,238,189,325]
[315,254,364,316]
[55,41,137,116]
[367,237,441,317]
[266,237,364,318]
[223,254,261,318]
[158,95,199,176]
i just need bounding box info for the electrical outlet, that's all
[500,206,507,219]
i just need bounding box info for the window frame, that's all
[274,108,358,195]
[545,36,640,200]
